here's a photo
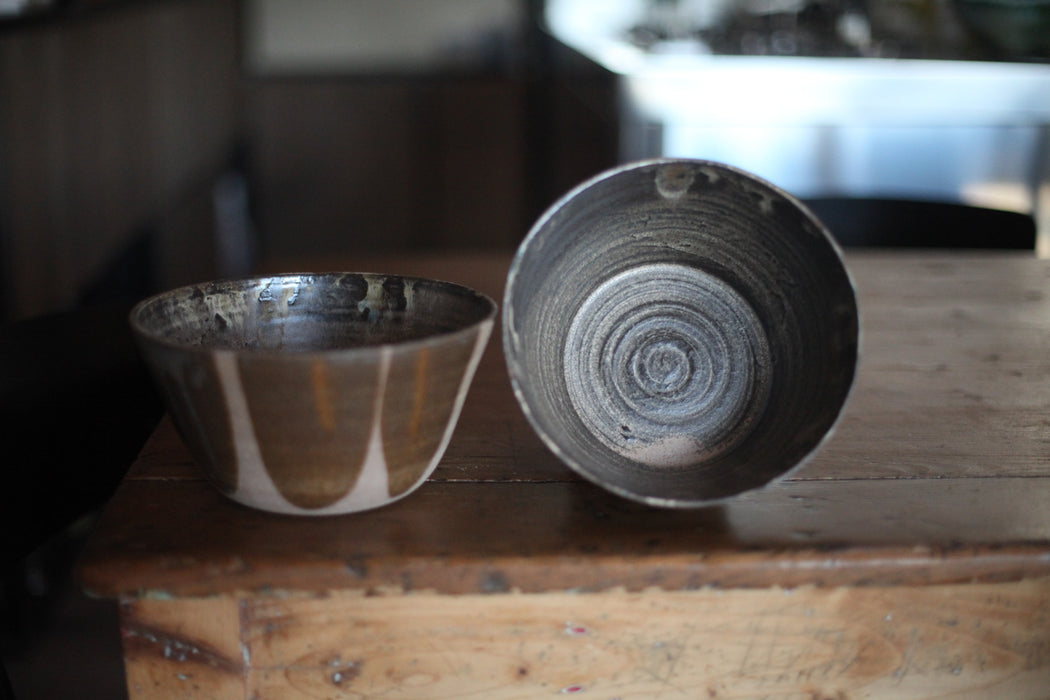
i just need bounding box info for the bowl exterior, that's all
[132,275,494,515]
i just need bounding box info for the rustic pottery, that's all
[131,273,496,515]
[504,159,858,507]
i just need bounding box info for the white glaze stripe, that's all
[313,322,492,514]
[215,327,488,515]
[213,350,290,511]
[337,346,393,510]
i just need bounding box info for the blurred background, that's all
[1,0,1049,695]
[2,0,1050,324]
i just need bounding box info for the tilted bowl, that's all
[504,159,858,507]
[131,273,496,515]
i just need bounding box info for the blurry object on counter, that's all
[952,0,1050,58]
[615,0,1046,60]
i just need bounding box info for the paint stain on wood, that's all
[122,620,242,675]
[329,659,362,686]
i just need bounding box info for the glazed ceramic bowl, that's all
[131,273,496,515]
[504,159,858,507]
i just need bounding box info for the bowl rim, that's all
[502,157,860,507]
[130,271,498,358]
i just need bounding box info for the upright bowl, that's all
[504,159,858,507]
[131,273,496,515]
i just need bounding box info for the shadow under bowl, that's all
[504,159,858,507]
[130,273,496,515]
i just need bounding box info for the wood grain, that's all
[121,582,1050,699]
[81,251,1050,699]
[121,596,242,699]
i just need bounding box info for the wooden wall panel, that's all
[0,1,620,319]
[0,0,241,320]
[245,79,421,258]
[245,76,530,260]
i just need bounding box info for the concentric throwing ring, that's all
[564,263,772,468]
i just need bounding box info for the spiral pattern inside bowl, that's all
[564,263,771,469]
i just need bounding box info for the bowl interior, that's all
[504,160,858,507]
[132,273,496,353]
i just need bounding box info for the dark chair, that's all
[0,301,163,698]
[802,197,1037,249]
[1,301,162,566]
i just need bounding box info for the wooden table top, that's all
[78,250,1050,599]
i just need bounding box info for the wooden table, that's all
[79,251,1050,699]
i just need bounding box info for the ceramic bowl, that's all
[131,273,496,515]
[504,159,858,507]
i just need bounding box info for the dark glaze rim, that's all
[130,272,498,358]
